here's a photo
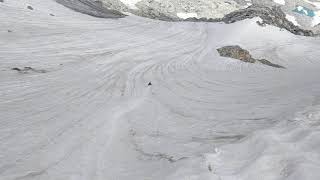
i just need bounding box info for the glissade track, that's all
[1,0,320,180]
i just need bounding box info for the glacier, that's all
[1,0,320,180]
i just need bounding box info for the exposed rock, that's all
[208,164,213,172]
[99,0,129,12]
[257,59,285,68]
[185,5,315,37]
[11,68,22,71]
[11,67,47,74]
[217,45,285,68]
[56,1,316,36]
[217,45,256,63]
[134,2,180,22]
[0,0,4,3]
[50,13,55,16]
[222,5,314,36]
[134,8,178,21]
[256,20,266,27]
[55,0,126,18]
[7,30,12,33]
[55,1,317,36]
[27,6,34,10]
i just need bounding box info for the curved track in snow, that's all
[1,1,320,180]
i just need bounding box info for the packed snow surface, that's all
[1,0,320,180]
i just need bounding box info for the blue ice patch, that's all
[293,6,316,17]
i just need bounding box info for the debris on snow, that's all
[11,67,47,74]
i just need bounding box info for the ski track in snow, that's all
[1,0,320,180]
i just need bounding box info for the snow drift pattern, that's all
[0,0,320,180]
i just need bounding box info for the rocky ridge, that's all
[54,0,317,36]
[185,5,315,36]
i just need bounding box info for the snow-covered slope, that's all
[1,0,320,180]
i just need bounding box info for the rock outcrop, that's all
[222,5,314,36]
[217,45,285,68]
[217,45,256,63]
[55,0,126,18]
[54,1,317,36]
[186,5,315,37]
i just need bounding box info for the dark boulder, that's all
[27,6,34,10]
